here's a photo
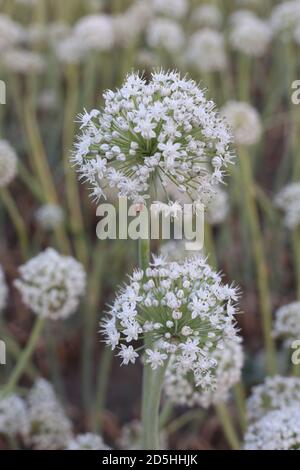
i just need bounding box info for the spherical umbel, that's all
[72,70,235,205]
[14,248,86,320]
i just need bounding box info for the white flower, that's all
[73,14,114,52]
[26,379,72,450]
[14,248,86,320]
[151,0,188,19]
[275,183,300,230]
[270,1,300,40]
[1,49,46,74]
[146,349,168,369]
[101,255,240,391]
[54,34,86,64]
[0,265,8,313]
[187,29,227,73]
[193,5,222,29]
[164,337,243,408]
[206,187,229,225]
[247,376,300,423]
[229,15,272,57]
[35,204,64,231]
[0,14,25,52]
[221,101,262,146]
[0,140,18,187]
[244,407,300,450]
[118,345,139,365]
[273,301,300,346]
[66,433,110,450]
[73,71,234,205]
[147,18,184,52]
[0,395,28,437]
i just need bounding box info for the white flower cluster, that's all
[54,14,114,64]
[244,406,300,450]
[273,301,300,346]
[0,139,18,187]
[270,0,300,40]
[221,101,262,146]
[66,433,110,450]
[0,395,28,437]
[193,5,222,29]
[26,379,72,450]
[151,0,188,19]
[164,337,243,408]
[72,15,114,53]
[1,49,46,74]
[101,255,240,391]
[187,29,227,73]
[0,14,24,52]
[206,187,229,226]
[275,183,300,230]
[35,204,64,231]
[73,71,234,205]
[160,240,197,262]
[247,375,300,423]
[229,15,272,57]
[14,248,86,320]
[0,265,8,313]
[147,19,184,52]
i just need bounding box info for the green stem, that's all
[215,403,240,450]
[238,146,276,375]
[93,347,113,433]
[233,382,247,433]
[0,188,28,259]
[1,316,45,397]
[142,361,169,450]
[165,409,205,436]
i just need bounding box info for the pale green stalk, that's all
[1,317,45,398]
[215,403,240,450]
[0,188,28,260]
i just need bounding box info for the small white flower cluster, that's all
[273,301,300,346]
[101,255,240,392]
[247,375,300,423]
[0,265,8,313]
[35,204,64,231]
[146,18,185,52]
[221,101,262,146]
[1,49,46,74]
[270,0,300,40]
[229,14,272,57]
[244,406,300,450]
[72,15,114,53]
[206,187,229,226]
[14,248,86,320]
[193,5,222,29]
[164,337,243,408]
[73,71,234,205]
[187,29,227,73]
[275,183,300,230]
[66,433,110,450]
[26,379,72,450]
[151,0,188,19]
[54,14,114,64]
[0,140,18,188]
[0,395,28,438]
[0,14,24,52]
